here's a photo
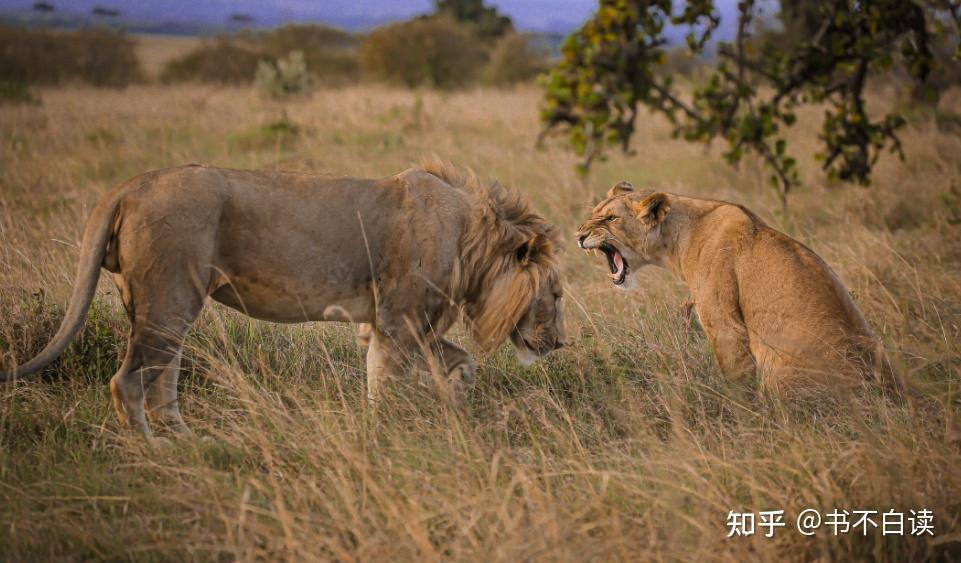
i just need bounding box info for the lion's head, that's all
[575,181,670,289]
[470,227,566,365]
[419,158,566,364]
[505,254,565,366]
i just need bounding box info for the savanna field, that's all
[2,35,961,561]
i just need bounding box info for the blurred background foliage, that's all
[0,26,142,87]
[538,0,961,210]
[0,0,958,203]
[0,0,547,94]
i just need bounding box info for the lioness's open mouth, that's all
[600,243,628,285]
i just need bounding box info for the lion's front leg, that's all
[363,326,475,405]
[356,323,373,349]
[365,329,401,403]
[433,338,476,406]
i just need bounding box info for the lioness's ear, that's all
[606,181,634,198]
[634,192,670,225]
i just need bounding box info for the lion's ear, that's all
[514,239,537,266]
[515,233,551,265]
[606,181,634,198]
[634,192,670,225]
[515,237,537,265]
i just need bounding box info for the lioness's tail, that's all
[0,193,121,382]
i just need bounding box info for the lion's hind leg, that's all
[110,277,206,437]
[111,325,192,437]
[145,348,190,434]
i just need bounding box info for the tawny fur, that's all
[1,159,566,435]
[576,182,896,396]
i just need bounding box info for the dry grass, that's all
[1,83,960,561]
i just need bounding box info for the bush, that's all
[434,0,514,40]
[160,37,261,84]
[0,26,143,87]
[259,25,359,84]
[255,51,311,98]
[162,26,360,86]
[360,18,488,89]
[483,33,549,85]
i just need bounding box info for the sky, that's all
[0,0,597,32]
[0,0,760,34]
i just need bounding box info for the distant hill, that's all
[0,10,224,36]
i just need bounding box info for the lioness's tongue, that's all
[613,250,624,275]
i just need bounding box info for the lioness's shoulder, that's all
[682,199,766,247]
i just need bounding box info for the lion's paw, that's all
[445,362,476,406]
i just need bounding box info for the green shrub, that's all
[255,51,311,98]
[160,37,261,84]
[483,33,549,85]
[360,18,488,89]
[0,80,40,105]
[0,26,143,87]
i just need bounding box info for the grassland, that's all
[1,81,960,561]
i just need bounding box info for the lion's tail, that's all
[0,192,121,382]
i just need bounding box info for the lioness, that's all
[1,159,566,435]
[576,181,893,395]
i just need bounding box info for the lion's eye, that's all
[606,215,618,222]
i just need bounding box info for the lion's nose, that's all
[576,233,587,248]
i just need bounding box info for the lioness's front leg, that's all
[695,299,755,381]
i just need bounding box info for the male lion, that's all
[1,159,566,435]
[575,181,894,395]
